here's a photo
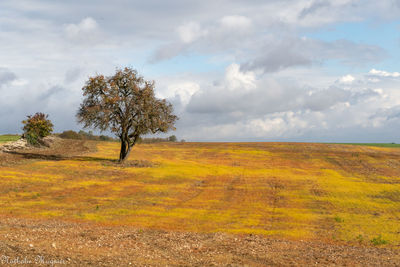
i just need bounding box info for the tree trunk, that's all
[119,139,132,163]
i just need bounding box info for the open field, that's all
[0,135,20,144]
[0,139,399,265]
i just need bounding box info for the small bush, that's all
[59,130,82,140]
[168,135,177,142]
[22,113,53,145]
[370,235,388,245]
[334,216,344,223]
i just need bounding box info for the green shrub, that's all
[22,113,53,145]
[370,235,388,245]
[334,216,344,223]
[25,132,39,145]
[59,130,82,140]
[168,135,177,142]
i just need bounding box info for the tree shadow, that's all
[4,151,116,163]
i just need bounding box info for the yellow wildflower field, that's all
[1,141,399,246]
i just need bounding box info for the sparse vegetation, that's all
[334,216,344,223]
[356,234,364,244]
[371,235,388,245]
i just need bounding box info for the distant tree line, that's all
[58,130,180,144]
[137,135,183,144]
[58,130,117,141]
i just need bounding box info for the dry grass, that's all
[0,140,399,247]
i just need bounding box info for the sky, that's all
[1,0,400,142]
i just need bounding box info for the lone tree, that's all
[168,135,177,142]
[77,67,178,162]
[22,112,54,145]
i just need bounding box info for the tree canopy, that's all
[77,67,178,162]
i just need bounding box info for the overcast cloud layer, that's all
[1,0,400,142]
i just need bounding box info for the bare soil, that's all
[0,216,399,266]
[0,137,97,166]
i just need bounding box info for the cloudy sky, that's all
[1,0,400,142]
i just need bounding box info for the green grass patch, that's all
[0,135,20,143]
[370,235,388,245]
[330,143,400,148]
[334,215,344,223]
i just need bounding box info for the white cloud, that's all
[219,15,252,29]
[64,17,101,44]
[174,16,251,46]
[176,22,207,43]
[166,82,201,105]
[10,79,28,86]
[247,111,308,138]
[339,74,355,84]
[152,15,255,63]
[369,68,400,77]
[224,63,256,90]
[368,77,380,83]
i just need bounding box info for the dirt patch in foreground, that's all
[0,217,398,266]
[0,138,98,166]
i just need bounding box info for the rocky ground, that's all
[0,216,399,266]
[0,135,61,153]
[0,139,28,152]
